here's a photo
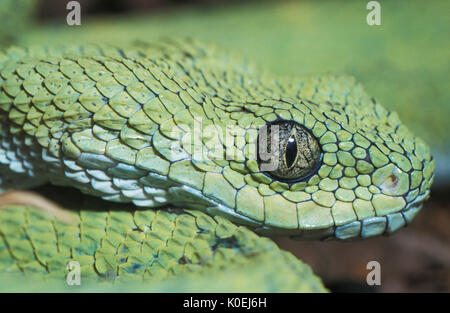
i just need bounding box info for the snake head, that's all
[1,42,432,241]
[247,96,435,240]
[160,75,435,241]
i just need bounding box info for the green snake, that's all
[0,38,434,291]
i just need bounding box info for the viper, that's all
[0,38,434,291]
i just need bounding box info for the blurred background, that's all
[1,0,449,292]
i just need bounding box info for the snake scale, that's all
[0,38,434,291]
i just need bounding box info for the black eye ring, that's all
[257,120,322,183]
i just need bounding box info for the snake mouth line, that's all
[251,190,430,241]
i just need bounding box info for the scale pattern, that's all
[0,202,326,292]
[0,38,434,242]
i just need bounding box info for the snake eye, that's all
[258,121,321,182]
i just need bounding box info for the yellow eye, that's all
[258,121,321,182]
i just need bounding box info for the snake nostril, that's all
[380,173,400,192]
[388,174,399,185]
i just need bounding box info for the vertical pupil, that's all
[285,136,298,168]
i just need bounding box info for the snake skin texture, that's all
[0,38,434,243]
[0,197,326,291]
